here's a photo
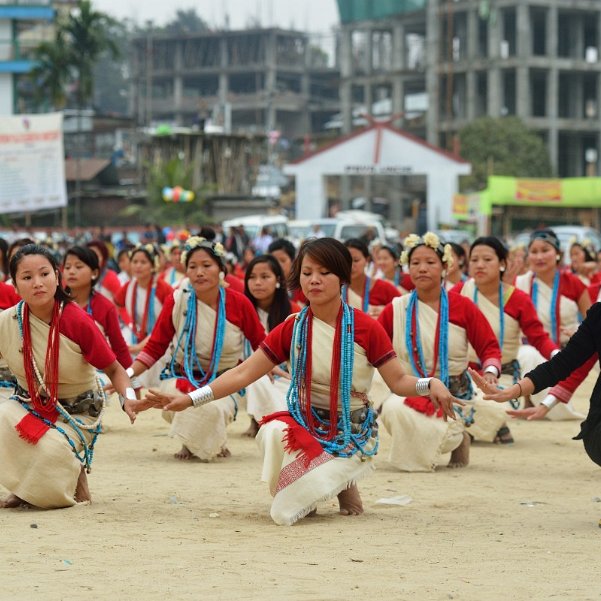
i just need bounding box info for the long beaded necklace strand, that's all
[162,286,226,387]
[130,277,157,343]
[342,276,371,313]
[473,283,505,348]
[405,288,448,385]
[287,303,377,458]
[405,288,475,425]
[531,270,560,344]
[15,301,105,472]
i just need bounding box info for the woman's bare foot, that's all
[74,467,91,503]
[174,445,196,460]
[243,417,260,438]
[0,494,28,508]
[337,483,364,516]
[217,447,231,458]
[448,431,470,468]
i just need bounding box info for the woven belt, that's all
[14,385,103,417]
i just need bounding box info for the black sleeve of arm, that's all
[526,303,600,393]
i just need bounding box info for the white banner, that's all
[0,112,67,214]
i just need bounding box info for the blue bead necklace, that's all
[162,286,226,387]
[286,303,377,458]
[342,276,371,313]
[405,287,449,386]
[531,271,560,344]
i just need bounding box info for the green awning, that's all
[480,175,601,215]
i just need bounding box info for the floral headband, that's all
[181,236,225,266]
[129,243,161,270]
[399,232,454,267]
[569,236,596,256]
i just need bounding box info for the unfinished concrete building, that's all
[129,28,339,139]
[338,0,601,177]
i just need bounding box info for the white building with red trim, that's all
[285,120,471,230]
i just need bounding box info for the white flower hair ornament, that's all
[399,232,454,267]
[130,243,161,271]
[181,236,226,266]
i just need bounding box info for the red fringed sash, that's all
[15,301,62,444]
[260,412,324,467]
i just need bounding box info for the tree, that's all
[65,0,120,111]
[162,9,210,35]
[29,28,72,110]
[458,117,553,191]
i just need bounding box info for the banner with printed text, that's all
[0,113,67,214]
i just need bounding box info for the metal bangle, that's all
[540,395,559,410]
[125,367,135,378]
[188,385,215,408]
[484,365,500,377]
[415,377,432,396]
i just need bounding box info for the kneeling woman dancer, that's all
[142,238,458,526]
[0,245,136,509]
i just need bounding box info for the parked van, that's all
[222,214,288,241]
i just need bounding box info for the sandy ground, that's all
[1,375,601,601]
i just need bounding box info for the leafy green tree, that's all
[65,0,120,111]
[29,28,72,110]
[458,117,553,191]
[121,157,212,225]
[162,9,209,35]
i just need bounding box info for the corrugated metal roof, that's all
[336,0,426,24]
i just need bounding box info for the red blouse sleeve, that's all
[102,269,122,297]
[376,302,395,341]
[60,303,116,370]
[136,293,176,368]
[370,279,401,306]
[562,271,588,302]
[223,290,266,350]
[156,278,175,303]
[92,294,133,368]
[260,316,295,365]
[505,288,558,360]
[354,310,396,366]
[114,281,128,309]
[453,295,502,373]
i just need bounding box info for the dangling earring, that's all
[556,254,561,261]
[500,267,505,273]
[275,282,281,289]
[219,272,225,281]
[441,270,447,278]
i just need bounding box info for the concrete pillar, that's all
[173,41,183,124]
[466,7,477,121]
[392,23,405,116]
[426,0,440,145]
[487,4,501,117]
[265,31,277,132]
[390,177,403,227]
[516,3,529,119]
[301,37,311,134]
[340,27,353,134]
[364,27,373,116]
[218,38,228,105]
[547,5,559,172]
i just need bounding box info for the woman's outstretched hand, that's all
[468,368,519,403]
[506,405,550,421]
[144,388,193,412]
[428,378,464,421]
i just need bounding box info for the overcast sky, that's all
[93,0,340,33]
